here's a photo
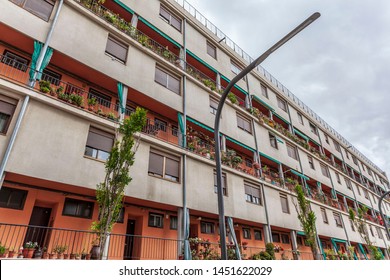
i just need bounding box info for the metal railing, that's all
[173,0,386,176]
[0,223,181,260]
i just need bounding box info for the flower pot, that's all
[42,252,49,259]
[49,253,57,259]
[57,253,64,259]
[90,245,101,260]
[63,253,69,259]
[70,253,75,260]
[33,248,42,259]
[8,251,15,258]
[23,248,35,258]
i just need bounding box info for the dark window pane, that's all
[148,152,164,177]
[165,158,179,179]
[106,36,128,62]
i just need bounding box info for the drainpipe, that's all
[0,0,64,188]
[182,18,189,260]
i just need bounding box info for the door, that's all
[24,206,52,248]
[123,219,135,260]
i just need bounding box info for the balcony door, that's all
[24,206,52,249]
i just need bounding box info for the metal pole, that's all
[214,12,320,259]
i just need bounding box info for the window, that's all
[336,173,341,184]
[159,5,182,31]
[377,227,383,239]
[320,164,329,178]
[261,84,268,98]
[210,98,218,115]
[245,183,262,205]
[309,123,317,135]
[286,143,298,160]
[1,50,29,72]
[321,208,328,224]
[363,188,369,199]
[308,156,315,170]
[352,155,358,165]
[297,237,303,246]
[148,151,180,182]
[0,187,28,210]
[171,125,178,137]
[105,35,128,63]
[277,97,287,112]
[272,232,280,243]
[333,212,343,227]
[350,220,355,231]
[155,67,181,95]
[297,112,304,125]
[280,193,290,214]
[206,41,217,59]
[154,118,167,132]
[281,234,290,244]
[84,127,114,161]
[369,225,375,237]
[63,198,94,219]
[201,221,214,234]
[230,60,245,80]
[170,216,178,230]
[345,178,352,190]
[367,168,372,176]
[0,99,16,134]
[10,0,55,21]
[236,114,252,134]
[356,185,361,196]
[269,133,278,149]
[88,88,112,108]
[324,134,329,144]
[148,213,163,228]
[362,164,365,171]
[254,229,262,240]
[243,228,251,239]
[41,68,62,86]
[214,172,227,196]
[333,139,341,152]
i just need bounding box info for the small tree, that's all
[91,107,147,259]
[349,206,382,260]
[293,184,320,260]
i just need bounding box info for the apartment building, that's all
[0,0,389,260]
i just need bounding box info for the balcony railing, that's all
[0,223,181,260]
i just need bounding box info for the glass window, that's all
[41,68,62,86]
[254,229,262,240]
[350,220,355,231]
[237,114,252,134]
[321,208,328,224]
[159,5,182,32]
[148,213,164,228]
[297,112,304,125]
[280,194,290,214]
[154,118,167,132]
[243,228,251,239]
[286,143,298,160]
[170,216,178,230]
[309,123,317,135]
[272,232,280,243]
[155,67,181,95]
[333,212,343,228]
[209,98,218,115]
[261,84,268,98]
[333,139,341,152]
[245,183,262,205]
[269,133,278,149]
[0,99,16,134]
[0,187,28,210]
[345,178,352,190]
[377,227,383,239]
[63,198,94,219]
[336,173,341,184]
[88,88,112,108]
[281,234,290,244]
[320,164,329,178]
[200,221,214,234]
[207,41,217,59]
[308,156,315,170]
[1,50,29,72]
[148,151,180,182]
[84,127,114,161]
[10,0,55,21]
[277,97,287,112]
[214,172,227,196]
[105,35,128,63]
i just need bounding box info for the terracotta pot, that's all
[23,248,35,258]
[90,245,101,260]
[49,253,56,259]
[8,251,15,258]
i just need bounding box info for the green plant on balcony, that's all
[202,79,216,91]
[231,155,243,168]
[138,34,150,47]
[250,107,261,118]
[227,92,237,104]
[58,92,70,102]
[87,97,97,110]
[39,80,51,94]
[55,86,64,96]
[262,165,269,174]
[69,94,84,107]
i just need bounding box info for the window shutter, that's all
[106,36,128,62]
[0,100,16,115]
[148,152,164,176]
[167,75,180,94]
[159,6,170,21]
[155,68,167,86]
[86,127,114,152]
[165,157,179,178]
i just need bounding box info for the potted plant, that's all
[23,241,38,258]
[41,247,48,259]
[33,247,43,259]
[227,92,237,104]
[0,243,6,258]
[90,239,101,260]
[242,242,248,250]
[262,165,269,174]
[87,97,97,111]
[107,112,117,120]
[7,247,15,258]
[53,245,67,259]
[39,80,51,94]
[253,162,260,170]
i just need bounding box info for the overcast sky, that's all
[187,0,390,178]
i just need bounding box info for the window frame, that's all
[148,212,164,228]
[261,84,268,98]
[280,193,290,214]
[308,156,315,170]
[62,198,94,219]
[254,229,262,241]
[333,139,341,152]
[236,113,252,134]
[209,97,218,115]
[269,132,278,149]
[0,186,28,210]
[281,233,290,244]
[105,35,129,63]
[88,88,112,108]
[170,216,178,230]
[84,127,115,161]
[206,41,217,59]
[200,221,215,234]
[0,98,17,135]
[41,68,62,86]
[277,97,287,112]
[242,228,251,239]
[214,171,227,196]
[244,182,262,205]
[309,122,317,135]
[10,0,55,21]
[320,164,330,178]
[1,50,29,72]
[154,66,181,95]
[286,143,298,160]
[297,112,304,125]
[159,5,182,32]
[148,150,180,183]
[321,207,328,224]
[333,212,343,228]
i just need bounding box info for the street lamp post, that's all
[214,12,321,260]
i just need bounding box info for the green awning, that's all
[186,117,214,133]
[259,152,281,165]
[335,191,355,202]
[293,128,309,141]
[358,243,368,260]
[138,17,182,48]
[225,136,255,153]
[308,137,321,147]
[113,0,135,14]
[297,231,305,236]
[186,50,218,73]
[251,95,275,112]
[273,112,290,125]
[331,238,347,244]
[220,75,248,96]
[290,169,310,181]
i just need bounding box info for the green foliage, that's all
[92,107,147,259]
[0,243,6,254]
[69,94,83,107]
[39,80,51,93]
[227,92,238,104]
[294,184,319,259]
[251,244,275,260]
[265,243,276,260]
